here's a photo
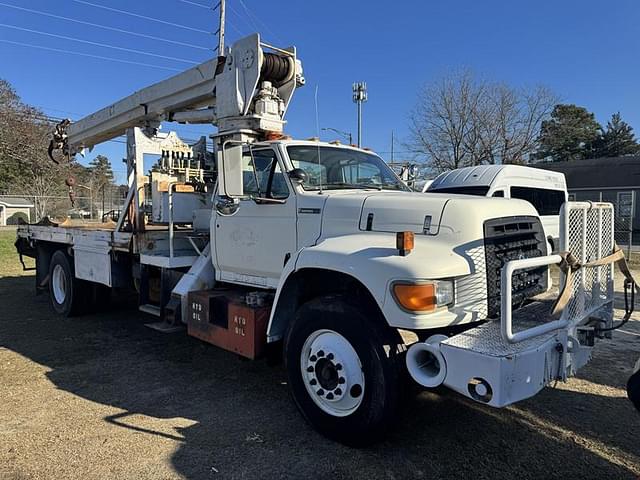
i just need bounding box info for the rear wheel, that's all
[48,250,88,316]
[285,295,404,446]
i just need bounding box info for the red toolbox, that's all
[187,290,270,359]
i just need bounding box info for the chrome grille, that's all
[484,216,547,318]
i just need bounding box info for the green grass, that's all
[0,228,33,277]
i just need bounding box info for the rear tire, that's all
[284,294,404,446]
[48,250,88,317]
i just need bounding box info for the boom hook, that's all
[47,118,72,164]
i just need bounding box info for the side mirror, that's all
[217,142,244,197]
[288,168,308,185]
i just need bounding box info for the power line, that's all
[71,0,215,35]
[178,0,216,9]
[0,23,199,65]
[231,1,255,33]
[0,2,213,52]
[237,0,282,43]
[37,106,86,118]
[0,39,182,72]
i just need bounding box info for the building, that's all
[536,156,640,239]
[0,197,33,226]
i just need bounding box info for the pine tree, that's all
[88,155,114,217]
[597,112,640,157]
[536,104,601,162]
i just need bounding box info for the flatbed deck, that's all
[17,223,134,252]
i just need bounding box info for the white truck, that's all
[14,34,629,445]
[426,165,568,252]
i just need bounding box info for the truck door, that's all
[213,147,296,288]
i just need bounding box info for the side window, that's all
[241,149,289,200]
[510,186,565,215]
[492,190,505,197]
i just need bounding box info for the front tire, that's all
[284,295,404,446]
[48,250,88,317]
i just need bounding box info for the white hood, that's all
[317,190,540,240]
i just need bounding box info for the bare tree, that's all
[408,70,483,172]
[407,70,558,173]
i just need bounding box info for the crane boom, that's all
[48,34,304,160]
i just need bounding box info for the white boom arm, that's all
[48,34,304,159]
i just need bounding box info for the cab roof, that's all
[251,138,377,154]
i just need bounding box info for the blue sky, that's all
[1,0,639,183]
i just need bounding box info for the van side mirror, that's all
[288,168,308,185]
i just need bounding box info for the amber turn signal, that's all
[396,231,414,256]
[392,283,437,313]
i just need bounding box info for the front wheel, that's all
[284,295,404,446]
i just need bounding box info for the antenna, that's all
[391,130,394,162]
[314,85,323,194]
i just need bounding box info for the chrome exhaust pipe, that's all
[406,334,448,388]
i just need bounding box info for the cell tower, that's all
[352,81,367,147]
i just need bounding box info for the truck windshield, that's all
[286,146,409,191]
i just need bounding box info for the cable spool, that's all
[260,53,294,87]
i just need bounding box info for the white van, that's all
[426,165,568,251]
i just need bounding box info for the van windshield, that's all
[427,186,490,196]
[286,146,409,191]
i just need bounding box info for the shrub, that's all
[6,211,28,225]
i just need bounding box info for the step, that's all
[443,313,557,357]
[140,250,199,268]
[139,304,161,317]
[144,321,184,333]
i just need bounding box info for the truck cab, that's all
[212,140,410,288]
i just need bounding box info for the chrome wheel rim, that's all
[300,329,365,417]
[52,264,67,305]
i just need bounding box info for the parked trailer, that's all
[15,33,635,445]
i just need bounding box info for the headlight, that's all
[434,280,454,306]
[392,280,454,313]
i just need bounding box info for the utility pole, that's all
[218,0,226,54]
[352,82,367,147]
[391,130,394,163]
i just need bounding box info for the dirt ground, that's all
[1,229,639,479]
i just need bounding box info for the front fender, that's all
[267,232,474,340]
